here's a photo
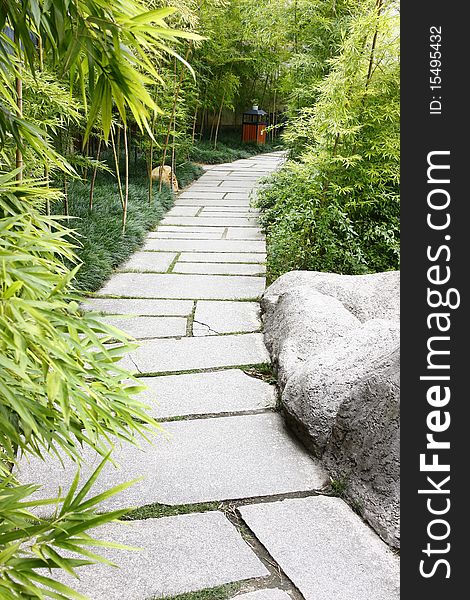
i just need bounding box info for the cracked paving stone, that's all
[193,301,261,335]
[44,512,269,600]
[17,414,327,508]
[120,332,269,373]
[135,369,276,418]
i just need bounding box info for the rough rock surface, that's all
[261,270,400,547]
[282,319,399,457]
[324,348,400,547]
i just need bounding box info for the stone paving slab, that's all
[48,513,269,600]
[166,206,201,216]
[224,193,251,200]
[156,225,226,234]
[136,369,276,418]
[102,316,187,339]
[179,191,226,199]
[193,301,261,335]
[122,332,269,373]
[178,252,266,263]
[227,228,264,240]
[152,231,224,240]
[202,212,257,219]
[175,198,250,206]
[233,590,292,600]
[201,206,259,213]
[201,170,232,178]
[98,273,265,300]
[161,216,258,227]
[239,496,400,600]
[186,181,222,187]
[118,251,176,273]
[214,187,255,194]
[18,414,327,508]
[143,239,266,253]
[174,262,265,276]
[82,298,193,316]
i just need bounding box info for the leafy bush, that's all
[256,0,399,282]
[0,173,163,597]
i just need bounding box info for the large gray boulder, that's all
[282,319,399,457]
[261,270,400,547]
[324,349,400,548]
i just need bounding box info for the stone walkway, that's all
[18,152,399,600]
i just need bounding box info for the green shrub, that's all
[257,1,399,282]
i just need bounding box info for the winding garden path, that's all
[19,152,399,600]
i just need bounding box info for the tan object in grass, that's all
[151,165,179,191]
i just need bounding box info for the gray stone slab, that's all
[174,262,265,276]
[233,590,292,600]
[18,414,327,508]
[216,188,255,194]
[166,206,200,216]
[179,252,266,263]
[118,252,175,273]
[179,191,225,199]
[201,207,259,213]
[227,228,264,240]
[47,513,269,600]
[194,301,261,335]
[82,298,193,316]
[98,273,265,300]
[102,316,187,339]
[239,496,400,600]
[123,332,269,373]
[175,198,250,206]
[152,231,223,240]
[202,212,257,219]
[156,225,226,234]
[161,216,258,227]
[136,369,276,418]
[143,239,266,253]
[200,170,231,178]
[187,181,222,187]
[224,193,251,200]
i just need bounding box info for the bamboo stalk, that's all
[63,175,69,216]
[110,126,125,212]
[122,123,129,231]
[15,34,23,182]
[45,164,50,215]
[213,90,225,150]
[272,77,277,143]
[191,99,199,144]
[366,0,384,89]
[159,49,191,192]
[89,137,102,211]
[209,110,216,144]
